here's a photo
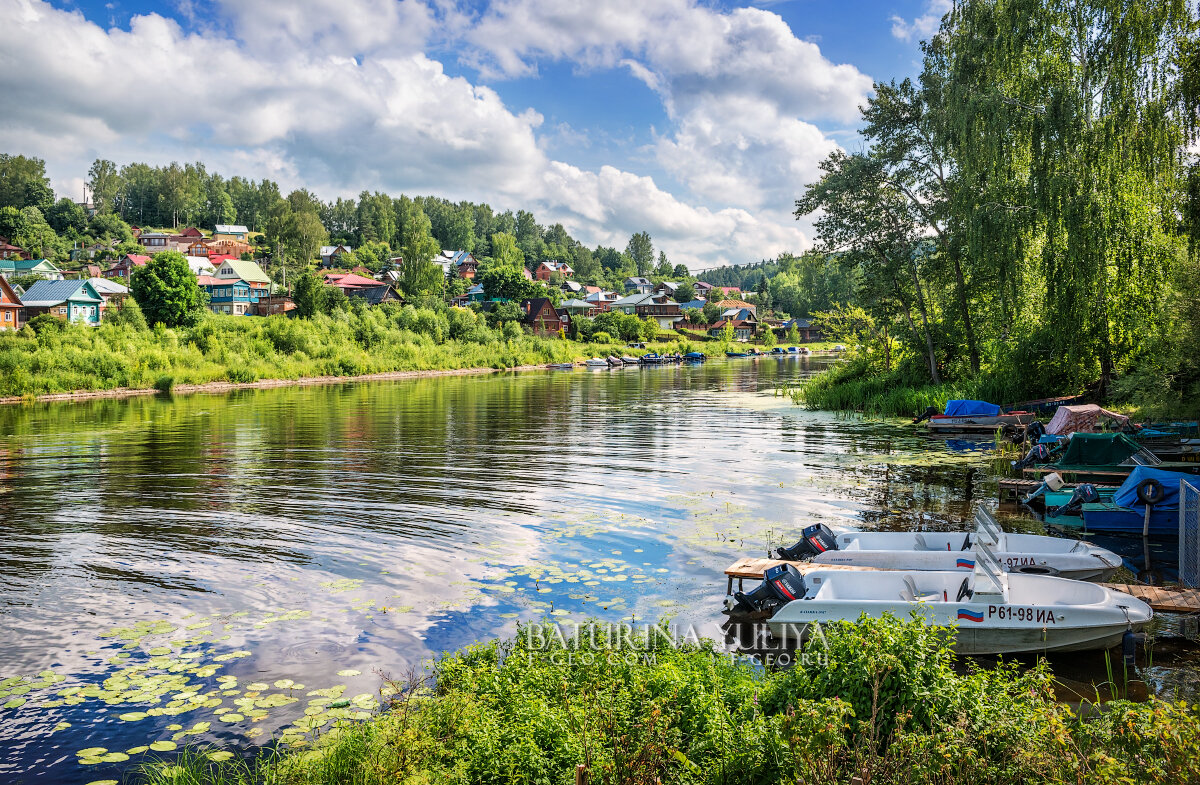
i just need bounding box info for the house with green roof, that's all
[20,279,104,324]
[0,258,64,280]
[214,258,270,286]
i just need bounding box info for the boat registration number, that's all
[989,605,1057,624]
[1003,557,1041,567]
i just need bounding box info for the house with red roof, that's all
[104,254,150,280]
[323,272,399,306]
[535,261,573,281]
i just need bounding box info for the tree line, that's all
[794,0,1200,411]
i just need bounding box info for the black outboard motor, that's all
[912,406,938,424]
[1012,443,1051,470]
[733,563,807,613]
[775,523,837,561]
[1047,483,1099,517]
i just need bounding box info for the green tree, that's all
[674,282,696,303]
[130,251,206,327]
[479,263,539,302]
[395,199,442,298]
[46,198,87,235]
[762,324,776,348]
[641,316,659,341]
[490,232,526,269]
[625,231,654,275]
[87,159,122,214]
[293,271,329,318]
[0,154,54,212]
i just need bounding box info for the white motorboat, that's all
[778,511,1122,582]
[584,358,610,367]
[730,532,1151,655]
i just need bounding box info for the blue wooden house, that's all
[20,279,104,324]
[197,275,270,315]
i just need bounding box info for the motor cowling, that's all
[1013,443,1051,469]
[1047,483,1099,517]
[732,564,807,613]
[912,406,938,424]
[776,523,837,561]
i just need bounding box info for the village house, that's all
[783,318,825,342]
[535,261,573,281]
[521,297,565,335]
[104,254,149,280]
[0,237,25,260]
[652,281,680,297]
[214,224,250,242]
[557,299,593,320]
[608,292,684,330]
[0,276,24,331]
[197,275,270,316]
[136,231,170,251]
[584,289,620,313]
[86,277,129,317]
[255,296,298,317]
[624,276,653,294]
[319,244,354,268]
[322,272,400,305]
[437,250,478,279]
[178,227,204,239]
[0,258,64,280]
[187,239,211,257]
[713,298,756,316]
[693,281,715,297]
[215,258,271,287]
[20,279,104,324]
[708,317,758,341]
[185,256,216,276]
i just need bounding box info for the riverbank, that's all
[790,355,1195,420]
[0,306,678,404]
[143,617,1200,785]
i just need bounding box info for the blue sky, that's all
[3,0,947,269]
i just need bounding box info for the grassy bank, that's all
[0,304,701,399]
[142,617,1199,785]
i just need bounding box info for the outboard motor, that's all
[1047,483,1099,517]
[912,406,938,424]
[732,564,807,613]
[776,523,837,561]
[1012,443,1051,470]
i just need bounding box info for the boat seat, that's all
[913,534,930,551]
[900,575,940,603]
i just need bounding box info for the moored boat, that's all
[545,363,575,370]
[915,399,1035,432]
[725,351,750,358]
[584,358,609,367]
[777,513,1121,581]
[620,355,639,364]
[683,351,706,362]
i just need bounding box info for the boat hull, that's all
[1050,503,1180,537]
[925,413,1034,432]
[812,531,1122,581]
[763,570,1151,655]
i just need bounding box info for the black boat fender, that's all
[1136,478,1166,506]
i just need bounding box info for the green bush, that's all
[142,616,1200,785]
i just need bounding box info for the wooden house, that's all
[0,275,23,331]
[521,298,564,335]
[20,279,104,324]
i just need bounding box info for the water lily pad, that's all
[273,679,294,689]
[118,711,147,722]
[52,721,71,732]
[77,747,107,757]
[85,780,119,785]
[221,713,245,722]
[149,740,177,752]
[126,745,149,755]
[3,698,26,709]
[208,751,235,762]
[336,669,361,677]
[99,752,129,763]
[246,682,269,691]
[245,727,263,738]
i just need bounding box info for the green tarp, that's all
[1054,433,1143,467]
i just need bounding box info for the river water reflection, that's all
[0,357,1191,782]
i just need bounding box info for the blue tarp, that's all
[1112,466,1194,510]
[944,399,1002,417]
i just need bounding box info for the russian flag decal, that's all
[957,608,984,622]
[956,558,975,569]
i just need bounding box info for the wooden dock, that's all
[723,558,1200,613]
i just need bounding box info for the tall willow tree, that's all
[932,0,1197,388]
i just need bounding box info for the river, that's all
[0,357,1194,782]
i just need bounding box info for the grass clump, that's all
[141,616,1200,785]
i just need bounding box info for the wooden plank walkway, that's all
[724,558,1200,613]
[1101,584,1200,613]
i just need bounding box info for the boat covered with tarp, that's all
[1046,404,1131,436]
[1050,466,1198,537]
[915,399,1036,432]
[1020,432,1198,483]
